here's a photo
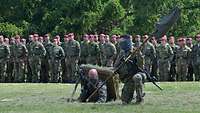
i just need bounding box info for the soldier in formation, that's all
[0,33,200,83]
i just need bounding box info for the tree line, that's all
[0,0,199,39]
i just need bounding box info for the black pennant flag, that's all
[153,7,181,39]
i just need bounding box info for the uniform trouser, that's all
[144,58,152,73]
[187,63,193,81]
[151,58,158,78]
[26,59,32,82]
[121,73,145,104]
[87,56,98,65]
[14,61,25,83]
[158,61,170,81]
[193,64,200,81]
[66,57,78,82]
[61,59,67,82]
[169,63,176,81]
[176,63,188,81]
[6,61,14,82]
[29,56,41,83]
[40,59,50,83]
[0,62,7,83]
[50,59,61,83]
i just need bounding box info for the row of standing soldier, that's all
[0,33,200,83]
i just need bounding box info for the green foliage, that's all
[0,22,23,37]
[0,0,199,38]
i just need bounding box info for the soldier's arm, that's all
[97,82,107,103]
[168,45,174,62]
[40,44,46,57]
[59,47,65,60]
[109,44,117,60]
[187,48,192,64]
[5,45,11,59]
[76,41,81,58]
[23,45,28,57]
[150,45,156,60]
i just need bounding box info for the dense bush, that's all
[0,22,23,37]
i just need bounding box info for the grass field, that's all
[0,82,200,113]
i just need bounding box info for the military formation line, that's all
[0,33,200,83]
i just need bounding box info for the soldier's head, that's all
[68,33,74,41]
[89,34,94,42]
[150,36,157,46]
[177,37,186,47]
[88,69,98,80]
[33,34,39,42]
[21,38,26,45]
[55,35,60,41]
[135,35,141,42]
[105,35,110,43]
[4,38,9,45]
[186,37,192,45]
[94,35,99,42]
[169,36,175,44]
[111,35,117,44]
[10,37,15,44]
[15,35,21,44]
[83,34,89,41]
[161,35,167,45]
[64,34,69,42]
[44,34,50,42]
[120,35,133,52]
[99,34,105,43]
[38,36,43,43]
[142,35,148,42]
[53,38,58,45]
[116,35,121,42]
[195,34,200,42]
[29,35,34,42]
[0,35,4,43]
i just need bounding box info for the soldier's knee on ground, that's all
[132,73,143,86]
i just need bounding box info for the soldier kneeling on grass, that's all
[114,35,146,104]
[78,69,107,103]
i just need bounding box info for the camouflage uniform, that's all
[29,41,46,83]
[102,42,117,67]
[87,42,100,65]
[176,45,191,81]
[79,79,107,103]
[7,42,15,82]
[26,40,33,82]
[0,43,10,82]
[99,42,105,66]
[133,41,144,69]
[65,40,80,82]
[61,41,68,82]
[151,44,159,78]
[80,40,89,65]
[169,44,178,81]
[41,40,53,83]
[186,44,194,81]
[156,43,173,81]
[13,43,28,82]
[114,50,146,104]
[50,44,65,83]
[191,43,200,81]
[142,42,156,73]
